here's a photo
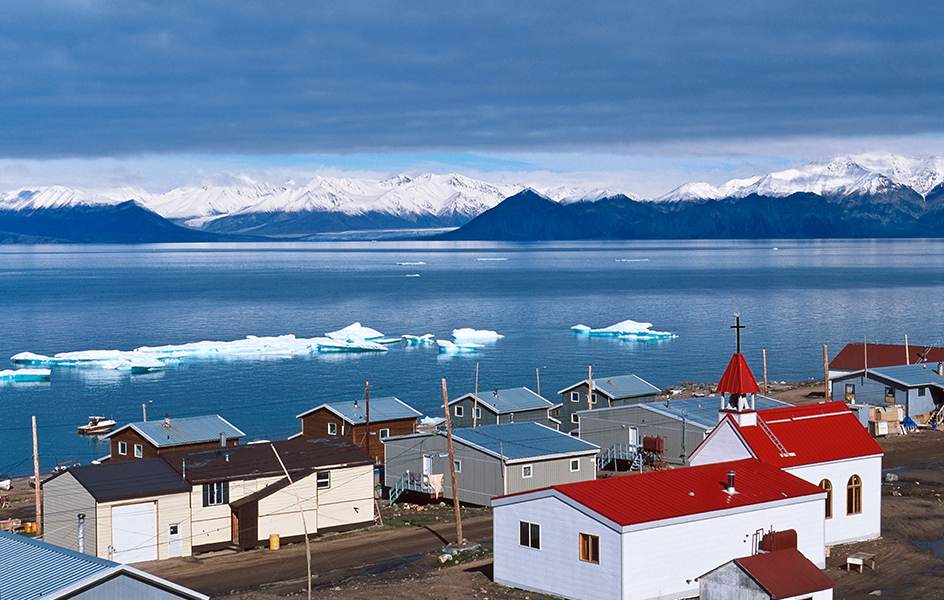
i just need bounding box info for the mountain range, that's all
[3,154,944,242]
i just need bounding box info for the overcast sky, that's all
[2,1,943,197]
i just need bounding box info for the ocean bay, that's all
[2,239,943,474]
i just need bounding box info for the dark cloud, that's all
[1,0,942,158]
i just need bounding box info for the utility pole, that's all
[823,344,830,400]
[365,381,371,461]
[32,416,42,537]
[271,444,312,600]
[762,349,768,396]
[473,363,479,428]
[535,367,540,396]
[442,379,465,545]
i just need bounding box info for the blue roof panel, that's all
[298,396,422,424]
[454,387,553,414]
[868,364,944,388]
[107,415,245,448]
[453,422,598,460]
[0,530,114,600]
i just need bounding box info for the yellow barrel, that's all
[24,522,34,533]
[269,533,280,550]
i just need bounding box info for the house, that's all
[384,422,599,506]
[557,374,660,433]
[447,387,560,429]
[42,458,192,563]
[492,458,827,600]
[104,414,244,462]
[161,437,375,552]
[830,363,944,421]
[828,342,944,381]
[0,530,208,600]
[578,395,789,467]
[689,400,884,545]
[295,396,422,463]
[699,548,834,600]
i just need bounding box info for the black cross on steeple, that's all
[731,314,744,354]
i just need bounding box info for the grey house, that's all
[831,363,944,420]
[448,387,560,429]
[578,395,789,467]
[558,374,661,433]
[383,422,598,506]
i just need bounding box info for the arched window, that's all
[819,479,832,519]
[847,475,862,515]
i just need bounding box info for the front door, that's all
[168,523,182,558]
[423,455,432,477]
[231,511,239,544]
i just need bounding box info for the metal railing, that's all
[389,471,438,504]
[597,443,642,471]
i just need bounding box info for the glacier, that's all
[572,319,675,340]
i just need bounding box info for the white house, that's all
[493,458,827,600]
[689,400,884,545]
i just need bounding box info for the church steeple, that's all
[717,313,760,425]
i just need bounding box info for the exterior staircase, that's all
[597,443,642,472]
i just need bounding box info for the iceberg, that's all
[437,340,482,354]
[452,328,504,343]
[572,319,675,340]
[0,369,51,381]
[403,334,435,345]
[325,322,385,342]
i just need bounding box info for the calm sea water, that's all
[2,239,944,475]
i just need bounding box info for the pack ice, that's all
[571,319,675,339]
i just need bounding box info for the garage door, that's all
[112,502,158,563]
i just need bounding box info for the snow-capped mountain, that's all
[0,186,130,211]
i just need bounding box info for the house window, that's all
[117,441,127,455]
[571,392,579,402]
[455,405,464,417]
[571,414,579,424]
[522,464,533,478]
[570,459,580,472]
[328,422,337,435]
[590,394,598,405]
[845,383,855,395]
[379,428,390,438]
[203,482,229,506]
[133,444,143,458]
[579,533,600,564]
[920,387,927,397]
[819,479,833,519]
[475,407,481,420]
[454,460,461,473]
[519,521,540,549]
[317,471,331,489]
[847,474,862,515]
[885,387,896,403]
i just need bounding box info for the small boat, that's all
[78,416,116,435]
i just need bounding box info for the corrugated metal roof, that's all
[451,387,554,414]
[453,422,598,461]
[635,395,789,429]
[864,363,944,388]
[558,374,660,398]
[296,396,422,424]
[716,353,760,395]
[545,458,823,527]
[735,548,834,598]
[829,342,944,371]
[62,458,191,502]
[161,436,374,484]
[0,530,114,600]
[106,414,245,448]
[727,402,884,468]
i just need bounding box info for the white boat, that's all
[78,416,116,435]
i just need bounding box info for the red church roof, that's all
[718,402,883,469]
[716,353,760,395]
[536,458,823,527]
[735,548,834,599]
[829,342,944,371]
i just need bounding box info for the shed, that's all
[104,414,244,462]
[492,458,827,600]
[830,363,944,420]
[0,530,208,600]
[384,422,598,506]
[448,387,560,429]
[558,374,660,433]
[700,548,834,600]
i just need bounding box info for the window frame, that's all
[570,458,580,472]
[522,464,533,478]
[317,471,331,489]
[920,387,927,397]
[455,405,464,417]
[474,407,482,420]
[847,474,862,515]
[885,387,896,403]
[453,459,461,473]
[202,481,229,506]
[819,479,832,519]
[571,391,579,402]
[327,422,337,435]
[571,413,579,424]
[133,444,143,458]
[379,428,390,438]
[579,532,600,564]
[519,521,540,549]
[117,441,127,456]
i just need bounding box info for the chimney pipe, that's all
[938,362,943,377]
[220,432,226,447]
[77,513,86,553]
[163,413,170,428]
[727,470,736,494]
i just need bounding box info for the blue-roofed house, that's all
[830,362,944,421]
[0,529,207,600]
[577,395,790,467]
[447,387,561,430]
[104,414,245,462]
[558,374,661,433]
[383,422,599,506]
[296,396,423,463]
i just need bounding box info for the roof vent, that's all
[354,399,358,409]
[220,432,226,447]
[726,470,737,495]
[163,414,170,428]
[494,388,499,397]
[938,362,943,376]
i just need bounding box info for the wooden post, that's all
[473,363,479,428]
[365,381,371,461]
[762,349,768,396]
[905,334,910,365]
[271,444,312,600]
[32,416,41,537]
[823,344,830,400]
[142,403,147,422]
[536,367,540,397]
[500,442,506,495]
[442,379,464,545]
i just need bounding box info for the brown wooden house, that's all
[295,396,422,463]
[104,414,245,462]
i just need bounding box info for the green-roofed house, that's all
[104,414,245,462]
[447,387,561,430]
[383,422,599,506]
[558,374,661,434]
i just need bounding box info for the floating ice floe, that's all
[452,328,504,343]
[420,416,445,427]
[403,334,435,345]
[571,319,675,340]
[0,369,51,381]
[474,257,507,261]
[615,258,649,262]
[437,340,482,354]
[396,262,426,266]
[325,322,385,342]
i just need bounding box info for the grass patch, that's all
[384,516,437,528]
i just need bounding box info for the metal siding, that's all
[44,473,99,556]
[316,464,374,530]
[451,443,501,506]
[560,385,590,433]
[71,573,201,600]
[699,562,769,600]
[506,457,595,496]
